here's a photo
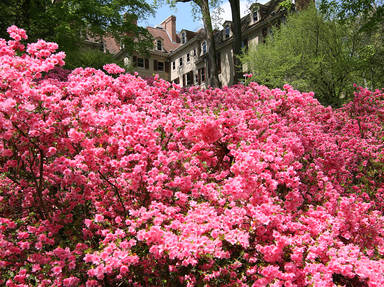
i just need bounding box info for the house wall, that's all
[217,45,234,87]
[120,3,288,87]
[126,54,170,80]
[170,42,202,87]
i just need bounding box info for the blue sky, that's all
[138,1,265,33]
[138,2,203,32]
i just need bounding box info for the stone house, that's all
[100,0,303,87]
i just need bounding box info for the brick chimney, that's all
[161,15,177,43]
[125,13,138,26]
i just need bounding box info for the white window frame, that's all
[253,10,259,22]
[202,41,207,54]
[156,39,162,51]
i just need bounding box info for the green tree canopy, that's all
[318,0,383,31]
[0,0,154,68]
[241,5,384,107]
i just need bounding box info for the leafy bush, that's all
[241,5,384,108]
[64,48,124,70]
[1,26,384,286]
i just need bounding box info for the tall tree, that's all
[0,0,154,67]
[240,5,384,107]
[179,0,221,87]
[229,0,286,85]
[160,0,220,87]
[229,0,243,84]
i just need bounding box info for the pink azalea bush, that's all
[1,26,384,286]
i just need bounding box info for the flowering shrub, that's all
[1,26,384,286]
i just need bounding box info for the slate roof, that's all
[147,26,181,53]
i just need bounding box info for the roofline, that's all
[169,32,204,56]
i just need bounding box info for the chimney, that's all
[125,13,138,26]
[161,15,177,43]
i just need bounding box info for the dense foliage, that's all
[1,27,384,286]
[241,5,384,107]
[64,48,124,71]
[0,0,153,68]
[318,0,383,31]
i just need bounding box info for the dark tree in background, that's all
[0,0,154,68]
[229,0,243,85]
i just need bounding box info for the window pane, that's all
[137,58,144,68]
[157,62,164,71]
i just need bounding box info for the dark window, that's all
[225,25,230,39]
[157,61,164,71]
[179,57,183,66]
[172,61,175,70]
[193,49,196,56]
[153,59,158,70]
[181,32,187,44]
[253,11,258,22]
[187,53,190,62]
[132,55,137,67]
[156,40,162,51]
[202,41,207,54]
[145,59,149,69]
[242,38,248,52]
[165,62,170,73]
[186,71,193,85]
[200,67,206,82]
[137,57,144,68]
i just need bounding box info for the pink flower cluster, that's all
[1,27,384,286]
[103,64,125,75]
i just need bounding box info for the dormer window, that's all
[202,41,207,54]
[225,25,230,39]
[253,9,259,22]
[181,32,187,44]
[156,39,162,51]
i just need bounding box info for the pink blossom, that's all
[103,63,125,74]
[1,25,384,287]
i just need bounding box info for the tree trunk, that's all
[199,0,220,87]
[229,0,242,85]
[177,0,220,88]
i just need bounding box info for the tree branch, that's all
[98,170,128,218]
